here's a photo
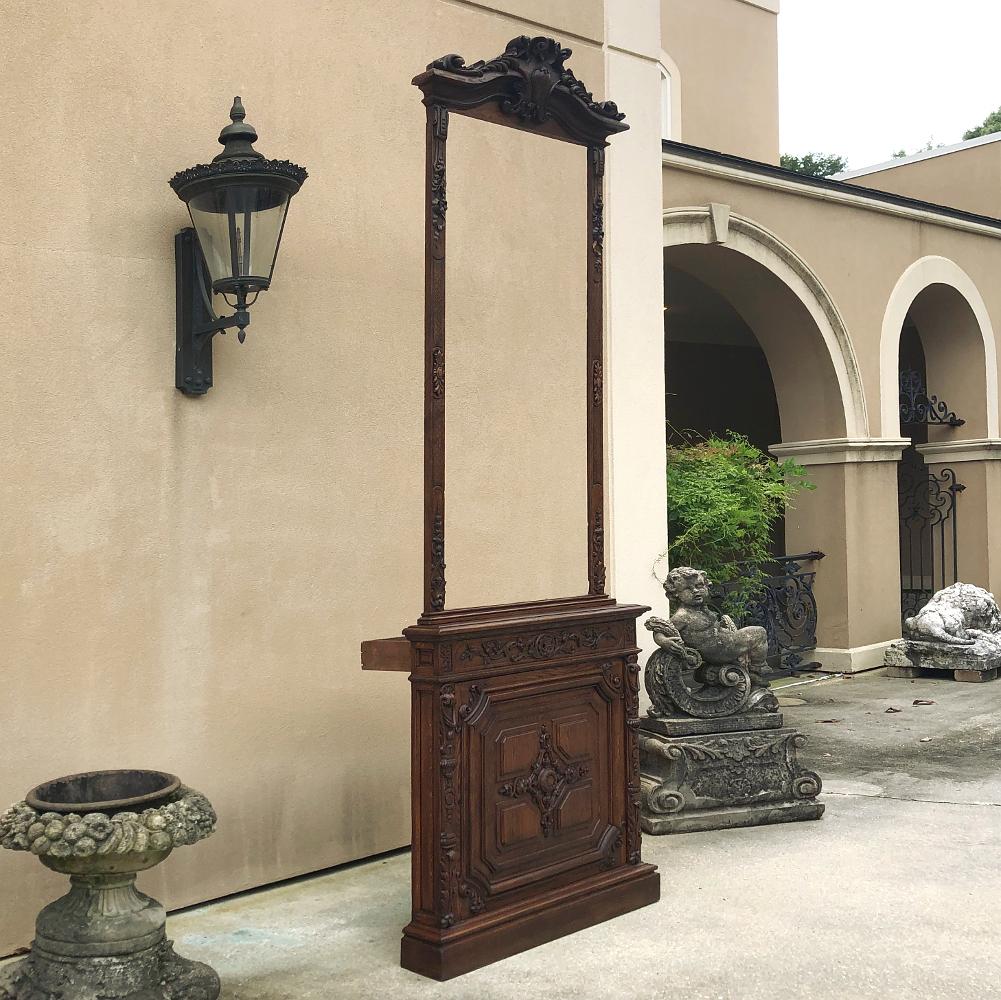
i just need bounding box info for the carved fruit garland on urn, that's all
[0,769,219,1000]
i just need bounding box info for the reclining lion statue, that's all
[903,582,1001,646]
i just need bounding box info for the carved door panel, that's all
[463,662,624,903]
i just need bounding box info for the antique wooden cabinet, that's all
[363,36,659,980]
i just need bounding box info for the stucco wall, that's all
[0,0,669,957]
[843,141,1001,219]
[661,0,780,162]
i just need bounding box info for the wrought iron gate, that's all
[711,551,825,674]
[898,369,965,623]
[897,448,963,621]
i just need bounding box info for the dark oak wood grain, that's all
[362,36,657,980]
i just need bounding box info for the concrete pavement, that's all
[4,670,999,999]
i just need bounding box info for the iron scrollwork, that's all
[709,552,826,673]
[899,369,965,427]
[898,447,965,622]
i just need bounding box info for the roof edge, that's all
[662,139,1001,233]
[833,131,1001,180]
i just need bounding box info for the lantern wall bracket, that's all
[175,227,252,396]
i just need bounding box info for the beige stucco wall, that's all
[0,0,668,956]
[844,141,1001,219]
[661,0,780,162]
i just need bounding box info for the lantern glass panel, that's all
[187,183,291,293]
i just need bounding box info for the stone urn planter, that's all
[0,769,219,1000]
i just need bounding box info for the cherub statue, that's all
[643,566,777,718]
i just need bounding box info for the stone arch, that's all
[880,256,998,438]
[663,207,868,440]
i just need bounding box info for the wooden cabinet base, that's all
[401,864,659,980]
[392,596,660,980]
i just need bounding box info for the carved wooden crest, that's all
[414,35,628,146]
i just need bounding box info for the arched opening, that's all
[663,210,862,670]
[894,279,990,618]
[664,263,783,553]
[664,241,851,444]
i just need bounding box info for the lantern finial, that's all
[214,96,262,162]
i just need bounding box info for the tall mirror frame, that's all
[363,36,660,982]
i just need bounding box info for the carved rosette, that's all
[498,726,589,837]
[431,347,445,399]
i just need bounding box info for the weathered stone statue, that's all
[645,566,778,717]
[886,582,1001,682]
[639,566,823,834]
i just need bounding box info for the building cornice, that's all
[916,439,1001,463]
[662,141,1001,240]
[770,438,910,466]
[735,0,779,11]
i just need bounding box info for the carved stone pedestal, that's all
[639,713,824,835]
[885,639,1001,682]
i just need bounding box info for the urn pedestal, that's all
[639,713,824,835]
[0,770,219,1000]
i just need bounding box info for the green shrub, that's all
[665,432,814,617]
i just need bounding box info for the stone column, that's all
[917,439,1001,596]
[771,438,909,672]
[604,0,667,657]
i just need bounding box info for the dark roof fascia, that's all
[662,139,1001,234]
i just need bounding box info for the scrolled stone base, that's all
[639,723,824,836]
[0,944,219,1000]
[641,798,824,835]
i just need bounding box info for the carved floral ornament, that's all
[416,36,628,148]
[429,36,624,125]
[0,787,215,860]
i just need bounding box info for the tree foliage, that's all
[779,152,848,178]
[964,106,1001,141]
[665,433,814,615]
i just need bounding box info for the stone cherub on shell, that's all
[644,566,777,717]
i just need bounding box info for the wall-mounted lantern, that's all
[169,98,307,395]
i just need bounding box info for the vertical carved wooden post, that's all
[587,145,607,596]
[426,103,448,614]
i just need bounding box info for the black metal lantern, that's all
[169,97,307,395]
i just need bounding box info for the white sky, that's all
[779,0,1001,169]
